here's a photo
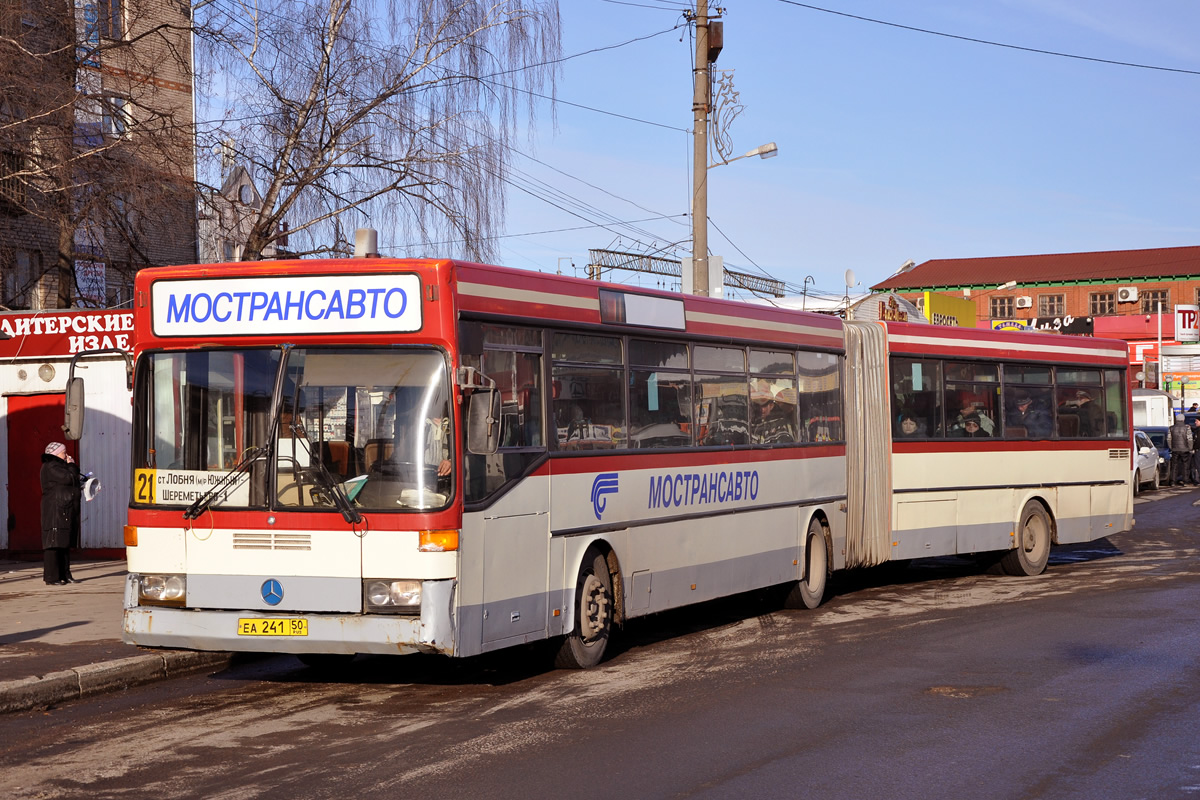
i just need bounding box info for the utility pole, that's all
[690,2,719,296]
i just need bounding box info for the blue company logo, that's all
[591,472,619,520]
[261,579,284,606]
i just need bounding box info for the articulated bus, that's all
[100,255,1132,668]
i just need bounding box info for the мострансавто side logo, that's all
[591,472,619,519]
[590,469,761,521]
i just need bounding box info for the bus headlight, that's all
[138,574,186,607]
[364,580,421,614]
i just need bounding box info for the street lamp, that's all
[691,140,780,297]
[709,142,778,169]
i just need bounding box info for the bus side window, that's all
[798,350,844,443]
[551,333,626,450]
[889,356,941,439]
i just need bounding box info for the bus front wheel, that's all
[1002,502,1052,577]
[785,519,828,609]
[554,549,613,669]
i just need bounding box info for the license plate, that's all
[237,618,308,636]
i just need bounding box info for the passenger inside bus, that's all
[1005,388,1053,438]
[1056,388,1104,437]
[751,385,797,444]
[947,391,995,437]
[956,413,991,438]
[895,412,926,437]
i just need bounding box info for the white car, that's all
[1133,429,1162,493]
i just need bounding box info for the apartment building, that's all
[0,0,197,311]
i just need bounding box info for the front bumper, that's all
[121,575,456,656]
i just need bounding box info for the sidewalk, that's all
[0,559,233,714]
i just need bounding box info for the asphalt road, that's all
[2,488,1198,800]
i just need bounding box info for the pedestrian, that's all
[1191,418,1200,485]
[40,442,83,585]
[1189,402,1199,413]
[1166,414,1193,487]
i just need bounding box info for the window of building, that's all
[3,250,39,308]
[1142,290,1169,314]
[990,296,1014,319]
[1038,294,1065,317]
[99,0,125,39]
[102,96,132,138]
[0,1,16,37]
[105,266,134,307]
[1,150,27,214]
[1090,291,1115,316]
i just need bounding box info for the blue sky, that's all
[479,0,1200,304]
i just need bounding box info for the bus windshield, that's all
[281,348,453,511]
[134,347,454,512]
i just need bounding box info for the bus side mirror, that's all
[466,390,500,455]
[63,377,85,441]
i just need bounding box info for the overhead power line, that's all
[777,0,1200,77]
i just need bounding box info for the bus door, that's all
[476,473,551,647]
[459,330,552,650]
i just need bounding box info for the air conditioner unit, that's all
[1117,286,1139,303]
[1015,296,1033,309]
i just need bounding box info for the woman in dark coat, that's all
[41,442,82,585]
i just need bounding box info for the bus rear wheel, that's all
[784,519,828,609]
[1001,502,1052,576]
[554,549,613,669]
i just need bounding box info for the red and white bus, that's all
[98,254,1131,668]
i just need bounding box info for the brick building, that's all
[0,0,197,311]
[870,245,1200,397]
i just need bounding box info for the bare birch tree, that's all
[195,0,561,261]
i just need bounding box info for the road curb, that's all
[0,650,234,714]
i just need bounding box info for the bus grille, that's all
[232,532,313,551]
[1108,449,1130,459]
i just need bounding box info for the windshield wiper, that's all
[183,445,267,520]
[289,426,363,525]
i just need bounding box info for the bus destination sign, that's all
[151,274,423,337]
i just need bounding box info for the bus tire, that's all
[554,549,613,669]
[1001,501,1052,577]
[785,519,828,609]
